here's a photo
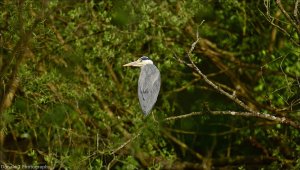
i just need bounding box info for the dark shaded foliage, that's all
[0,0,299,169]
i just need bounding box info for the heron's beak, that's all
[123,60,142,67]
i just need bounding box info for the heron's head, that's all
[123,56,153,67]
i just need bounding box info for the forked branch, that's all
[172,35,300,129]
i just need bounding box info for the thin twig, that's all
[260,1,300,46]
[276,0,300,37]
[110,131,141,155]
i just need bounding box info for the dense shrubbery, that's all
[0,0,299,169]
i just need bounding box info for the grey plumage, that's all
[138,64,161,115]
[123,56,161,115]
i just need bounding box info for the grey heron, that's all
[123,56,161,115]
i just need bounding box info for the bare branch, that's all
[260,1,300,46]
[173,35,300,129]
[165,111,300,129]
[294,0,300,24]
[276,0,300,38]
[165,112,203,121]
[186,38,257,114]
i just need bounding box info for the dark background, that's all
[0,0,300,169]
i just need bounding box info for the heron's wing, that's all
[138,64,161,115]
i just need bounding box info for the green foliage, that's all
[0,0,300,169]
